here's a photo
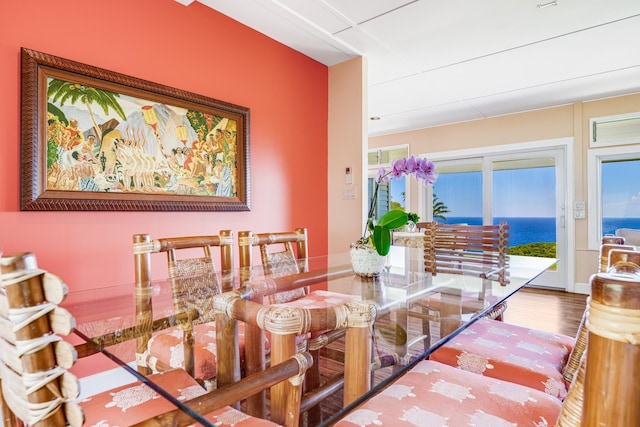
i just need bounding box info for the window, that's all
[588,146,640,249]
[432,160,482,223]
[590,112,640,148]
[367,146,408,220]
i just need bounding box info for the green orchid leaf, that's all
[378,210,408,230]
[373,225,391,256]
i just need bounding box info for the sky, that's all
[434,167,557,218]
[602,160,640,218]
[432,160,640,218]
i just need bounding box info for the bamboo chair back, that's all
[132,231,233,378]
[601,234,626,245]
[234,228,308,416]
[599,242,635,273]
[238,228,308,303]
[0,252,82,427]
[422,221,511,286]
[558,266,640,426]
[607,248,640,274]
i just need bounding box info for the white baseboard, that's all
[571,282,591,295]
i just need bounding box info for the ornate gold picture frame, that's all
[21,48,250,211]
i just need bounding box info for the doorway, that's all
[422,143,569,290]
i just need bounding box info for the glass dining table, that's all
[61,246,556,426]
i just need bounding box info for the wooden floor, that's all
[502,287,587,337]
[315,287,588,425]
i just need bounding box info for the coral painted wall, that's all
[0,0,329,291]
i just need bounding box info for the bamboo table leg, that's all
[343,302,375,406]
[270,333,297,425]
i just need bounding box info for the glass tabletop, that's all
[60,246,556,426]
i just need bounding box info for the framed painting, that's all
[20,47,250,211]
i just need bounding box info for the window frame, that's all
[367,145,409,219]
[587,144,640,250]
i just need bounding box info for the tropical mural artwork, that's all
[46,78,238,198]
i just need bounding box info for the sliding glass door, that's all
[427,148,566,289]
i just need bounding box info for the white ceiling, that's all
[181,0,640,136]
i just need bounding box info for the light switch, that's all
[574,201,585,219]
[342,187,356,199]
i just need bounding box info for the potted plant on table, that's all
[351,155,438,277]
[406,212,420,232]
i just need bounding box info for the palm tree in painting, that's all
[47,79,127,141]
[433,193,450,221]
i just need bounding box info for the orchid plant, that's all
[359,155,438,256]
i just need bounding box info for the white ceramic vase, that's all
[349,242,387,277]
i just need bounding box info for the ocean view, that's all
[440,217,640,247]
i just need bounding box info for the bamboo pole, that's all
[582,272,640,426]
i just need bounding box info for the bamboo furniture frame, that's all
[132,231,233,384]
[237,228,309,416]
[0,252,80,427]
[579,268,640,424]
[132,352,313,427]
[599,242,635,272]
[331,251,640,426]
[421,221,511,286]
[411,221,510,345]
[214,269,376,425]
[1,251,316,427]
[237,228,359,425]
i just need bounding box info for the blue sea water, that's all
[440,217,640,247]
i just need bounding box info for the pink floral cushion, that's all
[80,369,202,426]
[201,406,280,426]
[334,360,562,426]
[80,368,279,426]
[430,317,575,399]
[275,290,358,309]
[146,321,271,381]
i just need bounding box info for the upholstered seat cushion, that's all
[146,322,271,381]
[429,317,574,399]
[79,369,200,426]
[79,368,278,426]
[334,360,562,426]
[275,290,358,309]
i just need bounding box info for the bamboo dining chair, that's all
[332,264,640,426]
[133,231,240,389]
[237,228,357,423]
[0,251,208,427]
[428,241,639,401]
[213,283,377,426]
[408,221,511,351]
[0,251,312,427]
[0,252,79,427]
